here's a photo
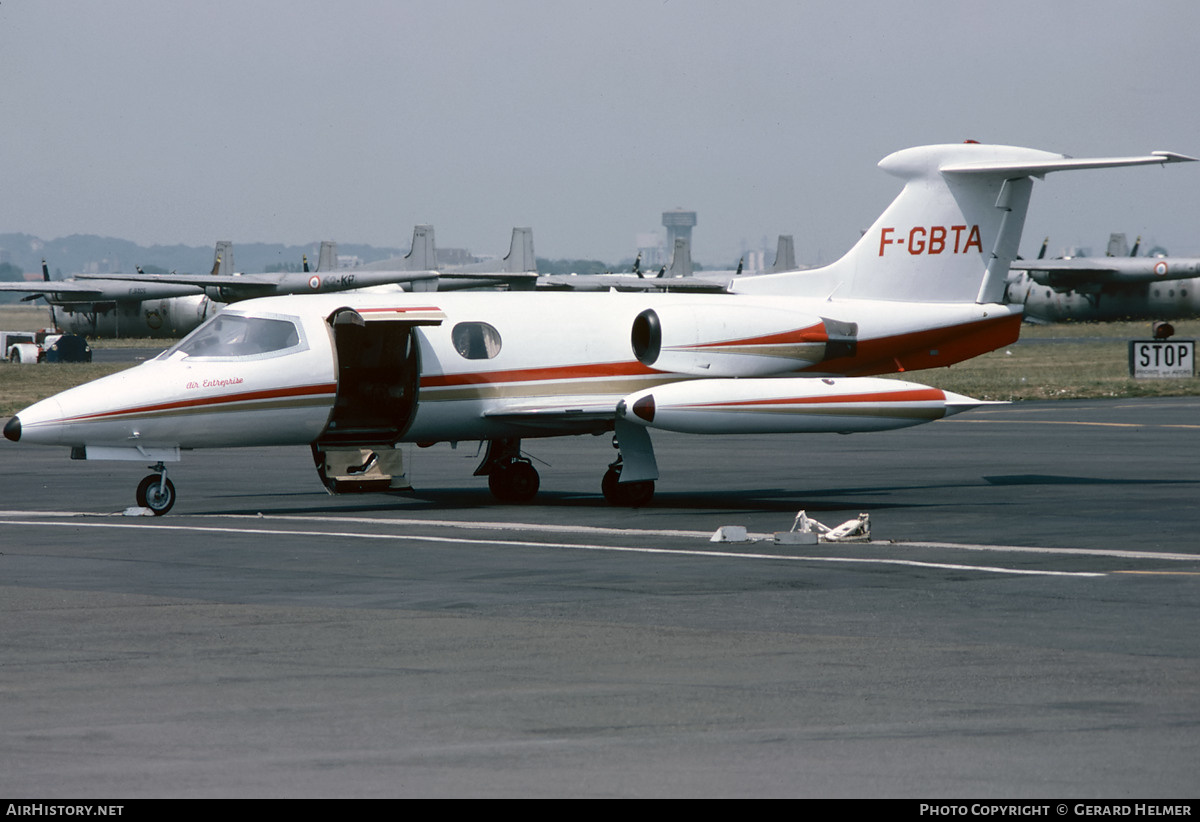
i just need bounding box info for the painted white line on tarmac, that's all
[0,516,1105,578]
[227,512,731,540]
[220,513,1200,563]
[3,510,1195,564]
[949,415,1200,429]
[892,541,1199,563]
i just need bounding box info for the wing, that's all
[0,281,110,297]
[0,279,201,301]
[533,274,730,293]
[481,397,619,434]
[1010,258,1200,289]
[75,270,439,300]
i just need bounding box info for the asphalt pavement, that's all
[1,397,1198,797]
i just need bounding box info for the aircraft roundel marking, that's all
[309,275,321,290]
[1154,261,1168,277]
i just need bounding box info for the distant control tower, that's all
[662,209,697,254]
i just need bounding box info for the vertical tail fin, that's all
[404,225,436,271]
[316,241,337,272]
[666,237,693,278]
[771,235,797,272]
[213,241,233,277]
[502,227,537,273]
[733,143,1194,303]
[1107,233,1129,258]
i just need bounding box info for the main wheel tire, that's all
[136,474,177,516]
[601,466,655,507]
[488,460,540,503]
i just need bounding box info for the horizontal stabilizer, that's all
[939,150,1197,177]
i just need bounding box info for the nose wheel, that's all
[136,463,176,515]
[601,461,655,507]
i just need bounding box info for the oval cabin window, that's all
[452,322,502,359]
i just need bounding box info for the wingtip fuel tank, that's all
[617,377,992,435]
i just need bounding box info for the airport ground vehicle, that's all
[2,330,92,363]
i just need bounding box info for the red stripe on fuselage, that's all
[60,382,338,423]
[688,322,828,350]
[813,313,1021,375]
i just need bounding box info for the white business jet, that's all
[5,142,1193,513]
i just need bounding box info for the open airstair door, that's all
[312,305,445,494]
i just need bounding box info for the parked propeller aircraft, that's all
[1006,232,1200,321]
[0,255,224,338]
[5,142,1193,514]
[438,227,765,294]
[0,233,443,337]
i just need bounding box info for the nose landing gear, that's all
[601,459,655,507]
[601,423,657,507]
[136,463,176,516]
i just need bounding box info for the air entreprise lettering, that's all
[185,377,246,390]
[879,225,983,256]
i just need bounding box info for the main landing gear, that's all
[489,459,540,503]
[476,438,540,503]
[136,462,176,516]
[477,436,656,507]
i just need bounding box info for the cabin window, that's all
[451,322,502,359]
[165,314,303,359]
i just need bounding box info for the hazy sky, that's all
[3,0,1198,264]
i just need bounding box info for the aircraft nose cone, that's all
[3,415,20,442]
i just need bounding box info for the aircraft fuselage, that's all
[10,290,1019,454]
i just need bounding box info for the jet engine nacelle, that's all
[617,376,985,435]
[51,295,216,339]
[630,305,856,377]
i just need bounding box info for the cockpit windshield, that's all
[161,313,303,360]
